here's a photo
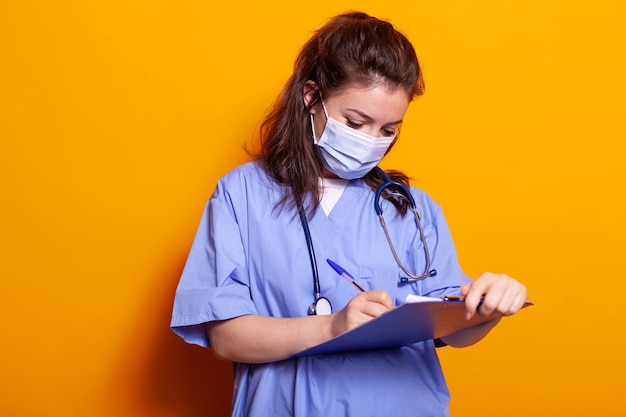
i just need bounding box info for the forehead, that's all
[326,84,411,120]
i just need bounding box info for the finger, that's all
[364,290,394,310]
[504,288,528,316]
[360,300,392,318]
[488,278,526,315]
[481,276,527,316]
[460,284,471,297]
[338,298,373,329]
[343,291,391,321]
[478,278,510,316]
[463,277,494,319]
[498,283,525,315]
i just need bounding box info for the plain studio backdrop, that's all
[1,1,624,416]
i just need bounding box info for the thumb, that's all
[460,284,471,297]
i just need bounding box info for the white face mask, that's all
[311,101,395,180]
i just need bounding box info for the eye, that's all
[346,119,364,129]
[381,129,397,137]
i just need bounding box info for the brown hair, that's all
[257,11,424,216]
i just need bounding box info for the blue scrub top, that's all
[171,161,471,417]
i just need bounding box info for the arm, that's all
[207,290,394,363]
[440,272,527,348]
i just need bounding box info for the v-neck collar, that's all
[319,177,349,216]
[307,180,368,248]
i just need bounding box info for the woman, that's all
[171,11,527,416]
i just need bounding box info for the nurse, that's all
[171,11,527,417]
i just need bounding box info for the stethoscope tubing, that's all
[299,167,437,315]
[374,167,436,282]
[299,206,321,302]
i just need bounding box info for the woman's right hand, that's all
[330,290,394,337]
[207,290,394,364]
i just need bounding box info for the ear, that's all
[303,80,319,114]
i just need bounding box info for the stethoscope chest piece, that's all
[309,296,332,315]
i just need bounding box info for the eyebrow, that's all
[345,108,403,126]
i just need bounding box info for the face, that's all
[305,83,411,141]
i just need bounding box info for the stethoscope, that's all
[299,167,437,315]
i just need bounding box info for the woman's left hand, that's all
[461,272,527,320]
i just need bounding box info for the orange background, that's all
[1,1,625,416]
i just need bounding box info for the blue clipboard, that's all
[292,299,533,358]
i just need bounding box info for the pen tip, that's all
[326,259,342,274]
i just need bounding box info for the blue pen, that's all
[326,259,366,292]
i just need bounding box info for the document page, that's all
[292,296,532,358]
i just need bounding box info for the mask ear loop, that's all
[310,114,318,143]
[310,91,329,144]
[319,92,329,119]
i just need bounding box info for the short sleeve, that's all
[170,181,258,348]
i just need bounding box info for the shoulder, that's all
[220,160,266,182]
[408,184,442,217]
[213,161,284,205]
[217,161,273,191]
